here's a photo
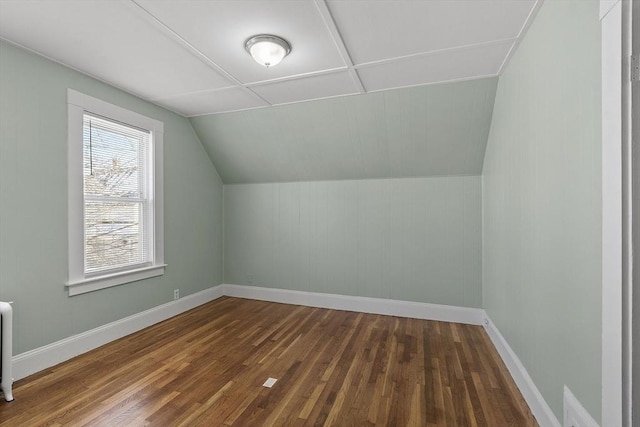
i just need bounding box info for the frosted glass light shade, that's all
[245,35,291,68]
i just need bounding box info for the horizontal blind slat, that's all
[83,114,151,274]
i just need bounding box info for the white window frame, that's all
[67,89,165,296]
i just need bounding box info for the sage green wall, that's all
[224,176,482,308]
[482,0,601,422]
[0,41,224,355]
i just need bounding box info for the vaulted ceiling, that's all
[0,1,539,183]
[190,77,498,183]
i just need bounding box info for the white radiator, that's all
[0,301,13,402]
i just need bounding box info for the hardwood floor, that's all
[0,297,537,426]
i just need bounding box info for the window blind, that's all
[82,114,151,274]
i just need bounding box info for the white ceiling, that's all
[0,0,540,117]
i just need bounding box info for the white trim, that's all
[601,2,624,426]
[67,89,164,134]
[483,315,561,427]
[497,0,544,74]
[222,284,484,325]
[600,0,620,20]
[620,0,633,424]
[221,284,569,426]
[66,89,165,296]
[564,386,599,427]
[12,285,224,381]
[66,264,167,296]
[313,0,365,94]
[67,101,85,285]
[153,119,165,266]
[10,282,567,427]
[11,284,481,384]
[0,302,14,402]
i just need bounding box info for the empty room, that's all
[0,0,632,426]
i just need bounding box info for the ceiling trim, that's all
[312,0,365,94]
[498,0,544,74]
[364,73,499,94]
[149,87,240,103]
[244,67,349,88]
[185,104,269,118]
[149,67,356,103]
[256,90,358,108]
[354,38,517,69]
[126,0,370,108]
[184,73,498,118]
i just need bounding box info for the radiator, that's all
[0,301,13,402]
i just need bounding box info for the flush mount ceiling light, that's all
[244,34,291,68]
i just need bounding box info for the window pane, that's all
[85,201,147,273]
[83,115,148,199]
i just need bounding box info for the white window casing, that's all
[67,89,165,296]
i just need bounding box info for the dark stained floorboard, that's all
[0,297,537,426]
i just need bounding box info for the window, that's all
[67,90,165,296]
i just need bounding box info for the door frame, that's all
[600,0,631,425]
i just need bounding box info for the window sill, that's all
[66,264,167,296]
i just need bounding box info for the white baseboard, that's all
[222,283,484,325]
[563,386,599,427]
[11,283,481,383]
[10,282,569,427]
[224,285,572,427]
[483,316,561,427]
[12,284,225,381]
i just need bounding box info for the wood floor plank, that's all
[0,297,537,426]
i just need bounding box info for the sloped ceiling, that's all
[190,77,498,184]
[0,1,513,184]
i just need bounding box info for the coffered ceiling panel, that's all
[134,0,347,84]
[327,0,537,65]
[0,0,234,100]
[0,0,540,116]
[358,41,513,92]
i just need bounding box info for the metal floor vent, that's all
[262,377,278,388]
